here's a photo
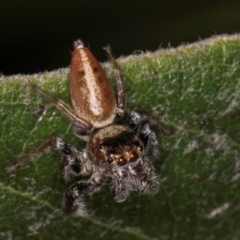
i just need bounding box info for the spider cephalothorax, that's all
[88,125,144,168]
[6,39,161,216]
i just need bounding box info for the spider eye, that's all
[108,158,113,163]
[118,157,127,166]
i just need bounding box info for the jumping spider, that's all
[7,40,162,216]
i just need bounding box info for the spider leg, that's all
[56,137,92,181]
[104,46,125,118]
[73,123,91,141]
[139,123,159,161]
[128,160,159,195]
[32,85,93,131]
[64,173,104,216]
[110,169,131,202]
[129,110,160,161]
[130,110,170,134]
[6,137,57,173]
[6,137,91,182]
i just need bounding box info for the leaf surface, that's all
[1,35,240,240]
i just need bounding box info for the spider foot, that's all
[110,179,131,202]
[113,189,130,203]
[141,180,159,195]
[63,176,103,216]
[64,188,88,216]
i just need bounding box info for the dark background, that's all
[1,0,240,75]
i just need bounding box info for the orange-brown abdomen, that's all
[70,41,117,128]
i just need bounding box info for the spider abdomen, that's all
[70,40,117,128]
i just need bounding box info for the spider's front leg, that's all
[6,137,91,183]
[6,85,94,176]
[128,110,163,195]
[129,160,159,195]
[129,110,160,161]
[55,137,92,181]
[110,169,131,202]
[64,172,104,216]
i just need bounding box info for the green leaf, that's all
[1,34,240,239]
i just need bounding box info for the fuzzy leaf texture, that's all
[1,35,240,240]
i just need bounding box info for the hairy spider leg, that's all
[139,123,159,161]
[128,160,159,195]
[5,137,89,181]
[55,137,92,181]
[104,46,125,118]
[109,169,131,202]
[129,110,160,161]
[109,158,159,201]
[130,109,170,134]
[64,173,104,216]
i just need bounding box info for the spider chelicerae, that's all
[6,39,163,216]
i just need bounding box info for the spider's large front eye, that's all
[118,157,127,166]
